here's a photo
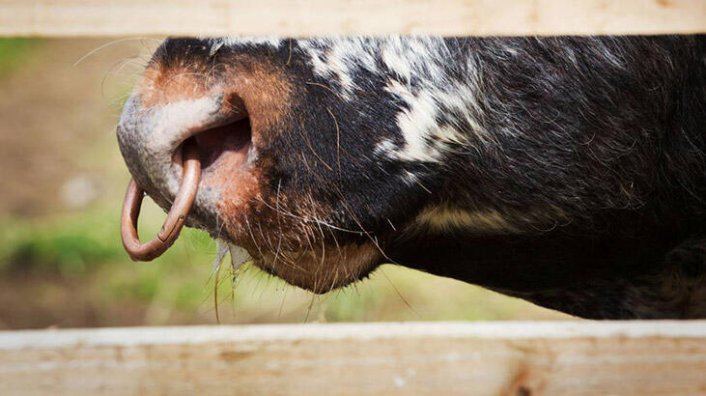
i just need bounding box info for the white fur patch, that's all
[297,38,485,164]
[386,82,442,162]
[373,139,398,157]
[380,37,413,82]
[298,38,379,99]
[217,37,284,49]
[402,171,421,186]
[382,80,481,163]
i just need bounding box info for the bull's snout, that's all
[116,38,286,236]
[117,89,250,225]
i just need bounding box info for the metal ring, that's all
[121,141,201,261]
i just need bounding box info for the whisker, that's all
[278,285,290,318]
[73,37,161,66]
[326,107,342,177]
[379,267,421,319]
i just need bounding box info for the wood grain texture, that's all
[1,321,705,395]
[0,0,705,37]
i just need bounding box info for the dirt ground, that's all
[0,38,156,216]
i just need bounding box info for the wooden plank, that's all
[0,0,706,37]
[0,321,705,395]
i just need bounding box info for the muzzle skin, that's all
[117,36,706,319]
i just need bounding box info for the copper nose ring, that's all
[121,141,201,261]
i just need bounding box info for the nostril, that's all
[193,118,253,170]
[161,91,252,173]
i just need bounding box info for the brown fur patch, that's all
[216,165,330,258]
[412,204,569,235]
[139,64,217,108]
[221,58,293,146]
[213,160,382,293]
[138,55,293,136]
[256,242,382,293]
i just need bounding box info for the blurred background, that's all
[0,38,571,329]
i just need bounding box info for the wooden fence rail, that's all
[1,0,706,37]
[1,321,706,395]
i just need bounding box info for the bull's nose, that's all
[116,92,227,208]
[116,37,291,237]
[117,38,236,201]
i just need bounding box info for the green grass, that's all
[1,213,125,276]
[0,204,567,328]
[0,39,41,77]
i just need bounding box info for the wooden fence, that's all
[2,0,706,395]
[1,321,706,395]
[1,0,706,37]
